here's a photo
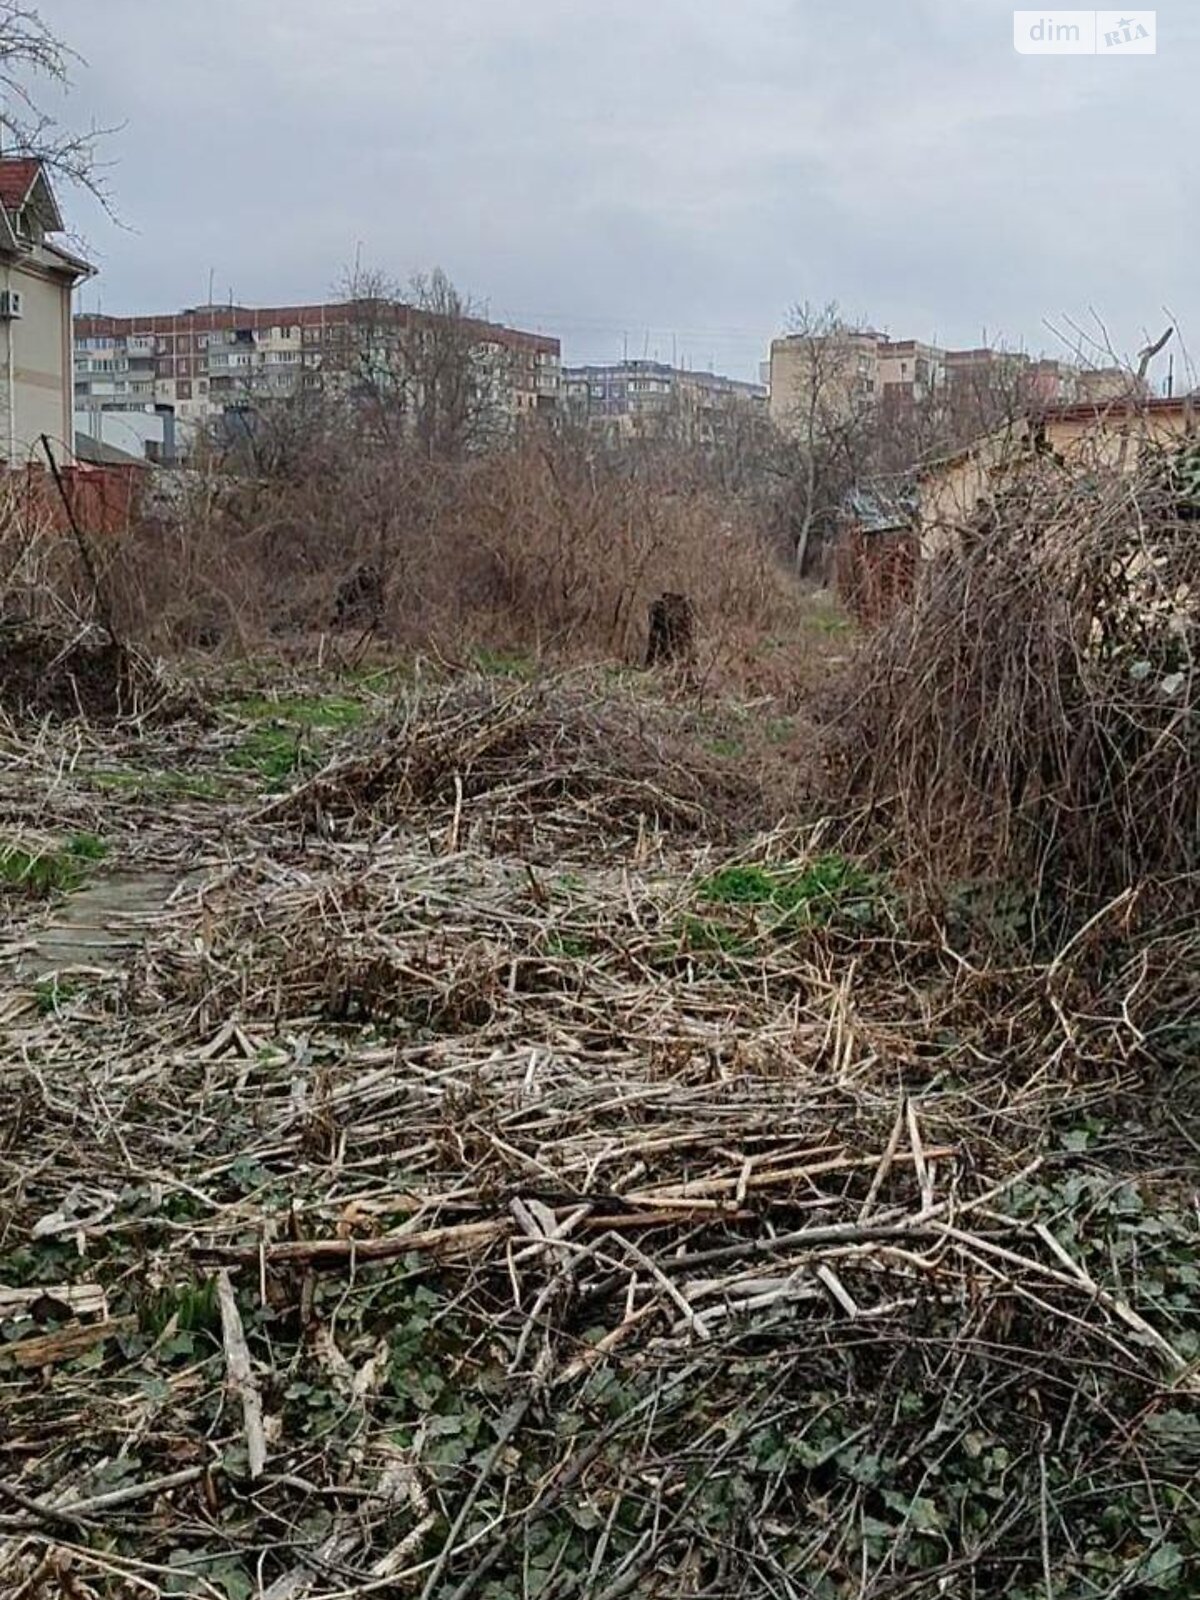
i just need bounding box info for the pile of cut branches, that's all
[265,675,797,857]
[0,668,1197,1599]
[838,452,1200,935]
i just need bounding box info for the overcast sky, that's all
[34,0,1199,383]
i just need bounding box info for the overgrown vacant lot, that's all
[1,659,1198,1599]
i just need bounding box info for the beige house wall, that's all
[918,426,1031,555]
[0,250,75,463]
[1042,405,1196,468]
[919,405,1200,556]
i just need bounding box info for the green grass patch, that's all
[677,914,754,957]
[698,854,883,929]
[218,692,373,789]
[34,976,85,1015]
[800,597,854,637]
[65,831,107,863]
[89,769,141,793]
[227,725,309,786]
[139,1275,220,1341]
[471,647,538,680]
[0,833,107,898]
[703,735,744,760]
[543,931,595,960]
[808,611,853,636]
[224,693,368,730]
[91,768,232,802]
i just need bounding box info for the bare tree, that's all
[778,301,878,572]
[335,264,514,459]
[0,4,116,210]
[870,349,1033,477]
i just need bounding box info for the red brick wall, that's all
[9,463,141,536]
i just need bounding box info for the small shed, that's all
[833,485,918,625]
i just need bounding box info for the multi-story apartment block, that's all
[74,301,561,457]
[875,339,947,406]
[769,328,1139,437]
[562,359,765,441]
[766,330,884,429]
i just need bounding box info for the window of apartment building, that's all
[196,335,209,349]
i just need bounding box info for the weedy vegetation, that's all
[0,832,107,898]
[0,444,1197,1598]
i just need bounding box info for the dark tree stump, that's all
[645,591,696,667]
[332,563,384,630]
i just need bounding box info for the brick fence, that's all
[7,463,142,536]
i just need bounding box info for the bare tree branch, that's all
[0,3,119,215]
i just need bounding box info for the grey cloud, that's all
[35,0,1200,381]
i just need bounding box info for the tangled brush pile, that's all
[265,674,796,858]
[840,449,1200,932]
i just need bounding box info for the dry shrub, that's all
[103,435,811,677]
[0,618,131,719]
[426,443,792,657]
[0,477,186,722]
[0,471,88,622]
[838,452,1200,926]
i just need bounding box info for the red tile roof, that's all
[0,157,41,212]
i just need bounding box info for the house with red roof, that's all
[0,156,93,464]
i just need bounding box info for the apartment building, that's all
[74,301,561,456]
[562,359,765,440]
[769,328,1136,435]
[875,339,946,406]
[766,330,883,428]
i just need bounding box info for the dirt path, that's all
[11,870,179,980]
